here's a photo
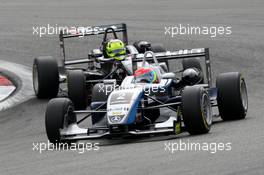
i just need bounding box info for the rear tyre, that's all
[67,70,88,110]
[45,98,76,143]
[216,72,248,120]
[182,58,202,70]
[151,43,169,70]
[33,56,59,98]
[182,86,212,135]
[92,83,114,102]
[150,43,166,52]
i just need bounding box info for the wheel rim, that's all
[240,79,248,113]
[33,64,39,94]
[201,93,212,126]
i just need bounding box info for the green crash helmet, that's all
[105,39,126,60]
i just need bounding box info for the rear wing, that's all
[132,48,212,86]
[59,23,128,64]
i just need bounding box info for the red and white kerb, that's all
[0,75,16,101]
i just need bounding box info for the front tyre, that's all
[67,70,88,110]
[45,98,76,143]
[182,86,212,135]
[216,72,248,120]
[33,56,59,98]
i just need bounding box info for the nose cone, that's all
[107,87,143,125]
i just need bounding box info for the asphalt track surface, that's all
[0,0,264,174]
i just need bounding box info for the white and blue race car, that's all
[45,49,248,143]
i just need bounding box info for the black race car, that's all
[33,23,166,109]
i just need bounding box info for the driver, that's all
[134,67,161,83]
[105,39,126,61]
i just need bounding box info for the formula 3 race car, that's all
[45,49,248,143]
[33,23,166,109]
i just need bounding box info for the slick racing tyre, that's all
[150,43,166,53]
[67,70,88,110]
[216,72,248,120]
[182,86,212,135]
[182,57,202,70]
[150,43,169,71]
[45,98,76,143]
[33,56,59,98]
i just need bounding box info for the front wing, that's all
[60,116,182,141]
